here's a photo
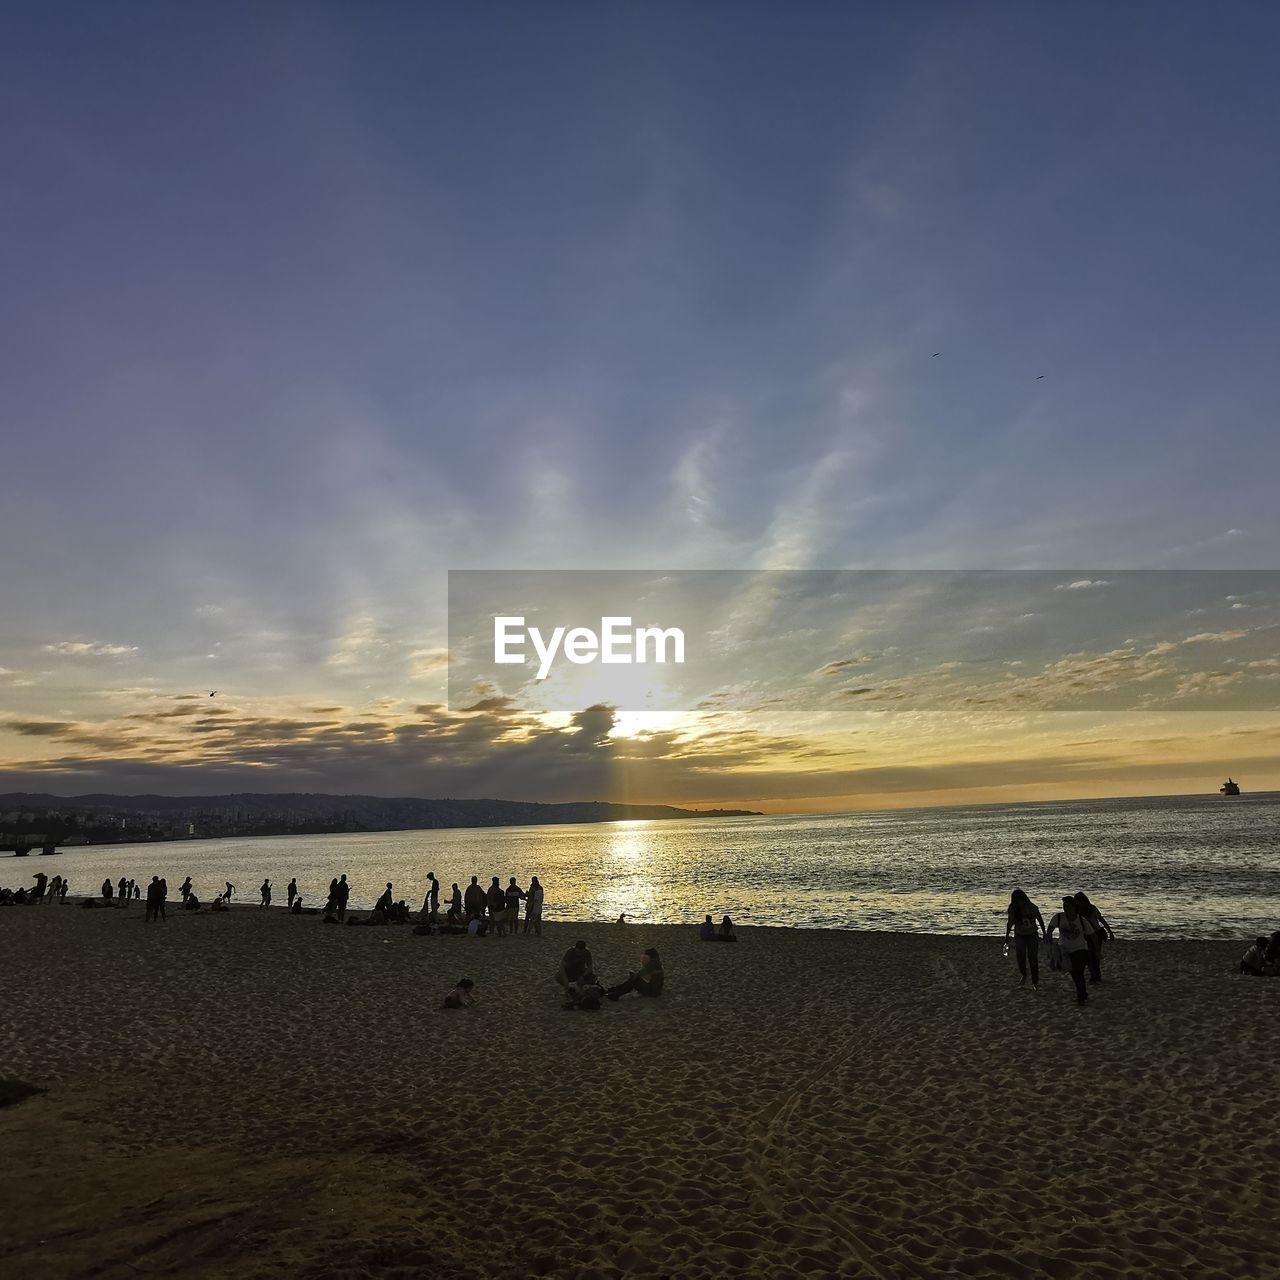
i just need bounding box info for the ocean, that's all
[14,792,1280,940]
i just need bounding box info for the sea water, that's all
[20,793,1280,940]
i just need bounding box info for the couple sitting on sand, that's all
[1240,932,1280,975]
[557,941,664,1009]
[699,914,737,942]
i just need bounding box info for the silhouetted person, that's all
[287,878,297,908]
[291,895,303,915]
[157,877,167,919]
[607,948,665,999]
[59,877,68,900]
[425,872,440,918]
[325,877,339,913]
[1046,897,1092,1004]
[225,881,235,903]
[523,877,544,936]
[180,876,192,905]
[1005,889,1046,990]
[700,914,716,941]
[443,977,476,1009]
[505,878,525,933]
[464,876,486,920]
[132,881,140,900]
[145,875,162,923]
[32,872,48,901]
[118,877,128,904]
[718,915,738,942]
[556,940,593,989]
[486,877,506,935]
[1073,891,1114,983]
[260,879,272,908]
[373,882,393,920]
[1240,936,1268,975]
[447,882,462,916]
[101,878,113,902]
[336,874,350,920]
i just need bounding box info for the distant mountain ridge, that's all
[0,791,761,844]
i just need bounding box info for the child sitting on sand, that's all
[443,978,477,1009]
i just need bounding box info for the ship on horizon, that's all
[1220,777,1241,796]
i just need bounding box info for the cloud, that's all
[1054,579,1109,591]
[43,641,138,657]
[408,648,449,678]
[1183,630,1249,644]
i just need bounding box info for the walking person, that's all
[260,879,272,908]
[287,878,298,909]
[225,881,236,904]
[1046,897,1092,1004]
[1073,892,1114,984]
[1005,889,1046,990]
[523,876,544,936]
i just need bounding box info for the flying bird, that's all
[1035,375,1045,380]
[932,352,940,357]
[209,691,218,697]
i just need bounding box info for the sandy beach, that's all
[2,902,1278,1279]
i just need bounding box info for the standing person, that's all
[117,877,128,904]
[145,876,162,923]
[132,881,140,900]
[505,878,525,934]
[1073,892,1114,984]
[179,876,193,906]
[225,881,236,904]
[59,876,69,901]
[157,878,168,920]
[1046,897,1092,1005]
[424,872,440,920]
[1004,889,1046,990]
[523,876,544,936]
[102,877,114,902]
[45,874,60,903]
[464,876,486,920]
[260,879,272,908]
[487,877,507,936]
[447,882,462,916]
[324,877,339,914]
[336,874,350,920]
[287,878,298,909]
[606,948,665,1000]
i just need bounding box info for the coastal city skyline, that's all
[4,4,1279,809]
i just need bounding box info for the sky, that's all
[2,2,1279,809]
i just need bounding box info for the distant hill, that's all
[0,791,760,845]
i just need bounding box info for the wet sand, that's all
[2,902,1278,1278]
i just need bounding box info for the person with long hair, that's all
[1073,891,1114,984]
[1004,889,1046,989]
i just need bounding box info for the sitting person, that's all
[290,895,302,915]
[467,915,488,936]
[184,893,201,911]
[607,947,664,1000]
[556,940,593,988]
[442,977,477,1009]
[1241,936,1269,975]
[699,914,716,941]
[717,914,738,942]
[562,971,605,1010]
[210,895,229,912]
[444,906,467,933]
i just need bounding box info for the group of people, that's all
[0,870,70,905]
[700,914,737,942]
[1005,889,1114,1003]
